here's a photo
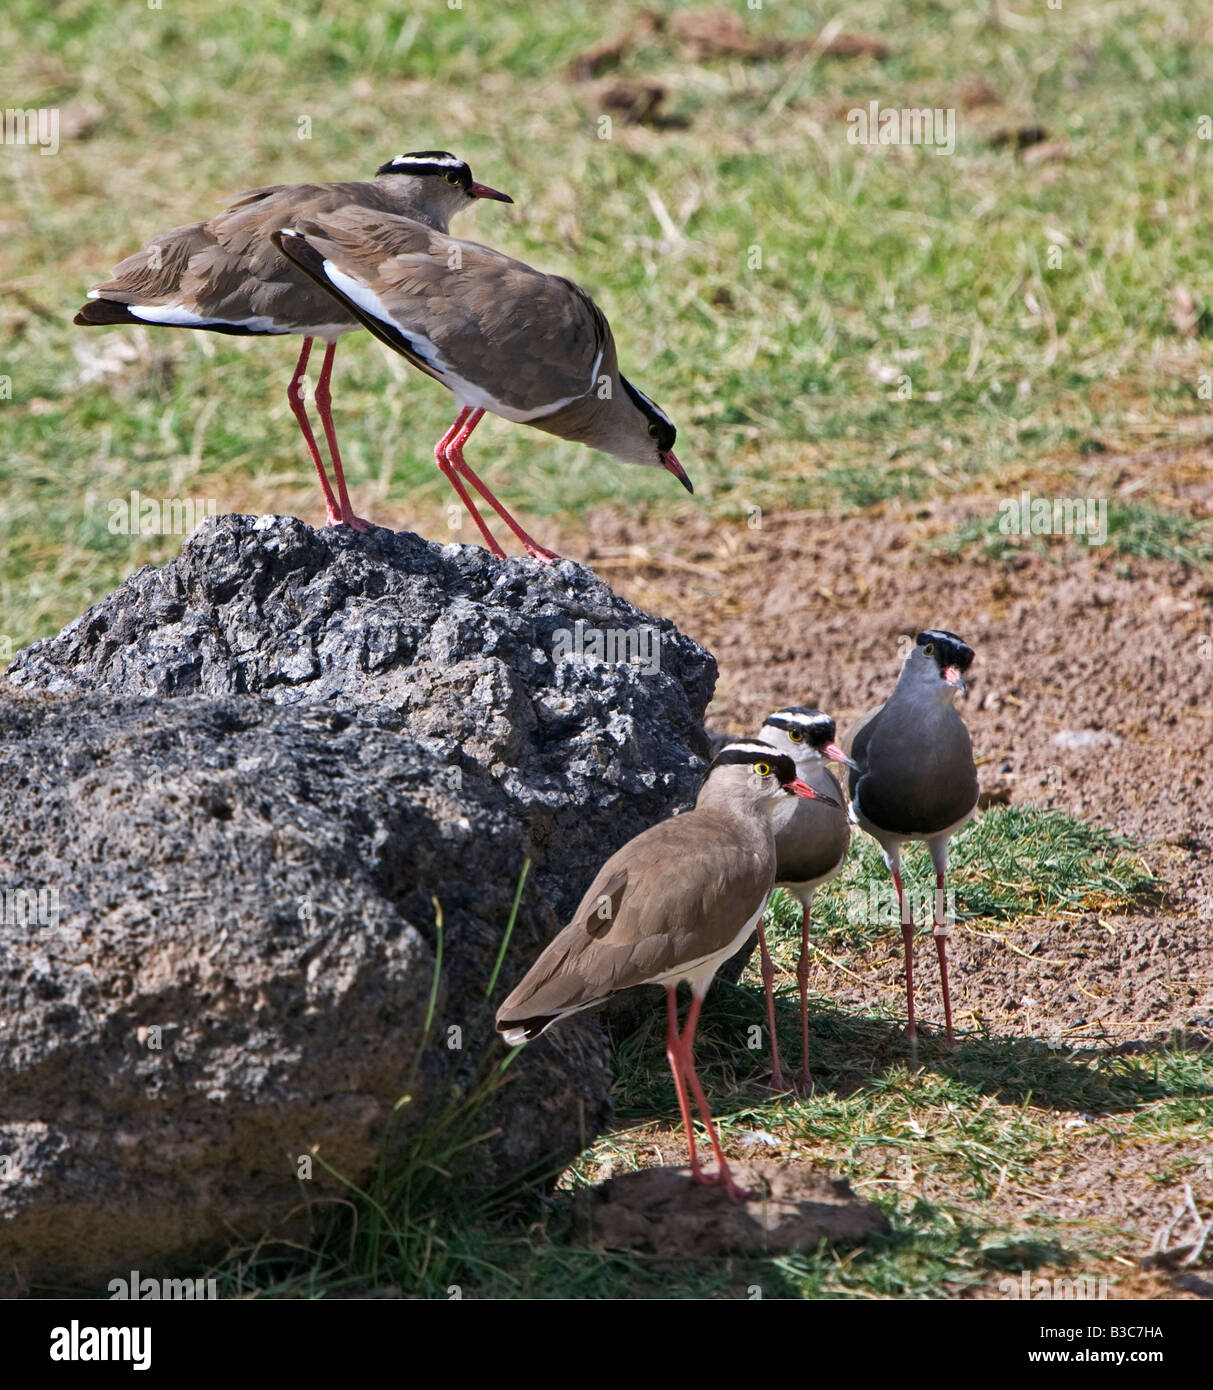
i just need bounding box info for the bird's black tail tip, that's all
[73,299,139,327]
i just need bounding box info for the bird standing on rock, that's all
[271,203,690,562]
[73,151,512,530]
[496,742,838,1202]
[844,631,979,1047]
[755,706,854,1093]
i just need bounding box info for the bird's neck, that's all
[693,785,779,852]
[891,662,958,712]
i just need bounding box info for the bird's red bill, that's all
[661,450,693,494]
[783,778,841,808]
[943,666,967,692]
[824,741,855,767]
[469,181,513,203]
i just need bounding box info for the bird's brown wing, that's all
[272,206,610,415]
[496,809,772,1034]
[76,183,375,332]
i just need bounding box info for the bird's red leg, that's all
[665,985,706,1183]
[287,337,341,527]
[443,411,563,564]
[314,342,371,531]
[434,409,506,558]
[934,870,955,1048]
[893,867,916,1040]
[796,898,814,1094]
[756,923,789,1091]
[677,990,750,1202]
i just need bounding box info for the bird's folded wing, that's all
[843,701,884,808]
[84,184,365,327]
[275,207,610,415]
[843,702,884,773]
[497,816,771,1024]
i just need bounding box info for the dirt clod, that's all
[592,1163,889,1255]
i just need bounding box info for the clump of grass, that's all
[949,806,1155,922]
[1105,505,1213,565]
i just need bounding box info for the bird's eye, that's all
[923,642,935,656]
[754,761,771,777]
[788,730,804,743]
[445,172,460,185]
[648,422,660,438]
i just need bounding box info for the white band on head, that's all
[718,741,783,759]
[626,382,673,429]
[390,153,464,169]
[767,710,828,730]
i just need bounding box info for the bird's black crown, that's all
[765,707,835,748]
[916,630,975,672]
[620,377,677,453]
[376,151,472,189]
[709,742,798,784]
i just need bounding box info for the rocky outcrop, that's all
[1,515,716,1291]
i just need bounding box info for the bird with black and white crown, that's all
[496,741,838,1202]
[844,630,979,1047]
[755,706,855,1092]
[272,195,690,563]
[74,151,512,531]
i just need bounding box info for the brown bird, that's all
[496,741,838,1201]
[755,707,854,1093]
[73,151,512,530]
[845,631,979,1046]
[271,205,690,562]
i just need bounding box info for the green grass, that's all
[2,0,1212,648]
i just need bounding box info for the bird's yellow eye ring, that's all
[754,761,771,777]
[445,172,460,185]
[788,730,804,742]
[923,642,935,656]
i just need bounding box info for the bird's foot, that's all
[522,540,562,564]
[797,1071,815,1097]
[691,1167,752,1204]
[324,513,373,533]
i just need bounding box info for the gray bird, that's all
[756,707,855,1092]
[844,630,979,1045]
[271,203,690,562]
[74,151,512,530]
[497,741,837,1202]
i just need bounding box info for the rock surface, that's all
[1,514,717,1292]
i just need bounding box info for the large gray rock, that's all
[1,515,716,1292]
